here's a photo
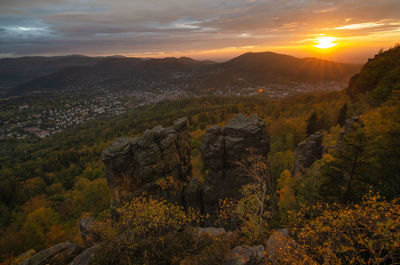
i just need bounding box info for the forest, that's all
[0,45,399,265]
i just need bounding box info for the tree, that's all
[320,123,368,202]
[362,100,400,199]
[336,103,348,127]
[306,111,321,136]
[23,207,60,250]
[217,155,274,244]
[276,170,297,221]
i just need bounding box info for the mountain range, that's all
[1,52,361,97]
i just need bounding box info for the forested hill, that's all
[6,51,360,96]
[0,55,112,93]
[346,44,400,104]
[1,46,400,265]
[204,52,360,85]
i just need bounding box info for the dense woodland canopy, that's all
[1,45,400,264]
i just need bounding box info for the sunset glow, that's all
[0,0,399,63]
[314,37,338,49]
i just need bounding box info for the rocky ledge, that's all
[201,114,270,214]
[102,117,191,205]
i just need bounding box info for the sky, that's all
[0,0,399,63]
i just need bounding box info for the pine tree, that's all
[320,124,368,202]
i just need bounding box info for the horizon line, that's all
[0,50,366,65]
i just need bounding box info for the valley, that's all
[0,52,356,139]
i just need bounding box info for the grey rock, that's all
[196,227,235,240]
[223,245,264,265]
[102,117,191,205]
[201,114,269,214]
[293,132,324,176]
[183,177,203,209]
[69,246,98,265]
[19,241,82,265]
[197,227,226,237]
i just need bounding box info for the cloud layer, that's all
[1,0,399,61]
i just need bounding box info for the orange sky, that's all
[121,26,400,63]
[1,0,399,63]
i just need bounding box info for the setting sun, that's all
[314,37,338,49]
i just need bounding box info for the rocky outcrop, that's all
[292,132,324,176]
[102,117,191,205]
[337,116,363,144]
[69,246,99,265]
[183,177,203,210]
[223,245,264,265]
[201,114,269,214]
[196,227,236,239]
[19,241,82,265]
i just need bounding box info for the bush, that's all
[291,192,400,264]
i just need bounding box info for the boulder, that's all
[223,245,264,265]
[292,132,324,176]
[69,245,98,265]
[201,114,269,214]
[19,241,82,265]
[197,227,227,237]
[102,117,191,205]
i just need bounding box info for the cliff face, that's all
[102,114,270,215]
[201,114,270,214]
[101,117,191,205]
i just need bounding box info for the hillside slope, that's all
[346,45,400,104]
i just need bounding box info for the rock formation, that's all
[102,117,191,205]
[223,245,265,265]
[196,227,233,238]
[19,241,82,265]
[201,114,270,214]
[292,132,324,176]
[69,246,99,265]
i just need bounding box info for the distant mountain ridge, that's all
[0,55,126,93]
[2,52,361,97]
[202,52,360,87]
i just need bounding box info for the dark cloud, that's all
[0,0,399,61]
